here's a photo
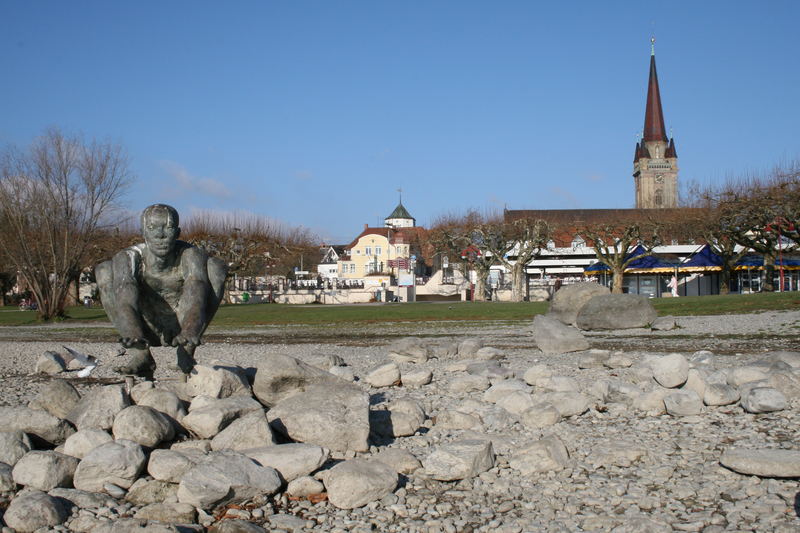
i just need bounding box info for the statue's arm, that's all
[176,246,211,346]
[111,250,147,347]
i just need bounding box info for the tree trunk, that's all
[510,263,527,302]
[611,268,625,294]
[720,267,731,295]
[474,276,488,302]
[761,254,775,292]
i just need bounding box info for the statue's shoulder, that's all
[176,241,209,262]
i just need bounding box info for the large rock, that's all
[267,382,370,452]
[186,361,251,399]
[182,396,263,439]
[483,379,531,403]
[112,406,175,447]
[371,448,421,474]
[495,391,536,416]
[210,409,277,451]
[0,406,75,445]
[703,383,740,406]
[422,439,494,481]
[522,364,552,385]
[35,351,66,374]
[387,337,430,364]
[652,353,690,388]
[365,362,401,388]
[520,403,561,428]
[12,450,79,490]
[48,487,115,509]
[535,375,580,393]
[548,281,610,325]
[3,490,69,532]
[28,379,81,419]
[728,366,770,387]
[73,439,146,492]
[457,338,484,358]
[323,458,398,509]
[767,372,800,400]
[148,449,203,483]
[740,387,787,413]
[664,390,703,416]
[538,392,590,417]
[243,443,329,482]
[466,361,514,380]
[176,451,281,510]
[720,448,800,477]
[369,399,425,438]
[67,384,130,431]
[252,353,338,407]
[0,463,13,491]
[575,294,657,330]
[63,429,114,459]
[434,410,482,430]
[126,478,179,505]
[134,502,197,524]
[531,315,590,354]
[286,476,325,498]
[508,436,570,474]
[448,374,491,393]
[0,430,32,466]
[401,368,433,387]
[136,388,187,423]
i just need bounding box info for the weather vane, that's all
[397,187,402,204]
[651,36,656,56]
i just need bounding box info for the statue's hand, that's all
[172,334,200,349]
[120,337,149,349]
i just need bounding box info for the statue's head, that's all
[141,204,180,258]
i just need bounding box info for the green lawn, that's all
[0,291,797,327]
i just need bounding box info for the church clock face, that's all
[655,174,664,183]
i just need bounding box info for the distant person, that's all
[95,204,227,378]
[668,275,679,298]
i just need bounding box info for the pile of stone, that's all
[2,293,799,531]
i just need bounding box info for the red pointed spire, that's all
[643,45,668,143]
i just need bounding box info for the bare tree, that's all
[427,210,496,301]
[715,165,800,292]
[0,128,131,320]
[578,220,661,294]
[181,209,318,299]
[480,217,550,302]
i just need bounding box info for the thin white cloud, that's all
[549,186,580,208]
[161,161,232,200]
[293,170,313,181]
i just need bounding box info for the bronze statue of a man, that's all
[96,204,227,378]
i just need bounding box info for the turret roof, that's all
[387,202,415,221]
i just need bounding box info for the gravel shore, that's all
[0,309,798,532]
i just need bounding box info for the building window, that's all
[655,189,663,206]
[350,264,355,273]
[375,246,382,256]
[396,246,402,255]
[365,246,372,256]
[571,236,585,249]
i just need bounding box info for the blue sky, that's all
[2,1,799,243]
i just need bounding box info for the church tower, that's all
[633,39,678,208]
